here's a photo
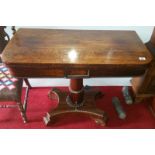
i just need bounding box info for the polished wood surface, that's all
[131,28,155,103]
[2,29,152,78]
[45,87,107,126]
[131,27,155,117]
[69,79,84,104]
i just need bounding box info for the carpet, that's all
[0,86,154,129]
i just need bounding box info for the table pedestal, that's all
[43,79,108,126]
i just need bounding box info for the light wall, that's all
[5,26,154,87]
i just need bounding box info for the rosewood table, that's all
[2,29,152,126]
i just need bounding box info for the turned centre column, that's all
[68,79,84,106]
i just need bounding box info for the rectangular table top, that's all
[1,29,153,78]
[2,28,152,66]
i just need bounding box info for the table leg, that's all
[149,98,155,117]
[43,79,108,126]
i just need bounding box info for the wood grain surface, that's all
[2,29,152,77]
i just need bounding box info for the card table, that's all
[2,29,152,126]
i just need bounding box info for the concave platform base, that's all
[43,87,108,126]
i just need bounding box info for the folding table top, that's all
[2,28,152,67]
[1,29,152,78]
